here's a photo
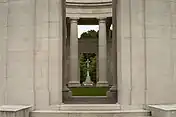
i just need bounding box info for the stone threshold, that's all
[31,109,150,117]
[32,109,149,113]
[47,104,149,112]
[52,104,121,111]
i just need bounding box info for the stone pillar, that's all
[63,19,71,100]
[108,20,117,101]
[68,18,80,87]
[110,0,117,94]
[48,0,65,106]
[97,18,108,87]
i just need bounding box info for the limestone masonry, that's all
[0,0,176,117]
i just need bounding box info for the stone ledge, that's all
[0,105,32,117]
[0,105,32,112]
[148,104,176,111]
[148,104,176,117]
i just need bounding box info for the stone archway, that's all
[62,0,118,104]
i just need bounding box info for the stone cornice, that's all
[66,1,112,18]
[66,1,112,7]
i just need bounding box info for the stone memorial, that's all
[0,0,176,117]
[83,59,94,86]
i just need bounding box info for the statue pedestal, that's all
[83,59,94,86]
[83,76,94,86]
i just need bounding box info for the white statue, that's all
[86,59,90,78]
[83,59,93,86]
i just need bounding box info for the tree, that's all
[79,53,97,84]
[79,30,98,84]
[89,55,96,83]
[80,30,98,39]
[79,29,112,39]
[80,53,87,84]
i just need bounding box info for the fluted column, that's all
[68,18,80,87]
[97,18,108,87]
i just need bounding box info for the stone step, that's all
[58,104,120,111]
[64,96,116,104]
[31,109,151,117]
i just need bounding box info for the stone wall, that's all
[6,0,35,106]
[0,0,65,110]
[0,0,176,110]
[115,0,176,106]
[34,0,65,109]
[0,0,8,105]
[145,0,176,104]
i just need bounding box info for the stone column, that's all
[68,18,80,87]
[109,0,118,102]
[110,0,117,93]
[108,21,117,101]
[63,20,71,100]
[97,18,108,87]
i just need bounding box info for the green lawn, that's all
[70,87,109,96]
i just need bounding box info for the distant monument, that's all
[83,59,94,86]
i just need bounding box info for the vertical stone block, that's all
[48,0,65,105]
[35,0,50,109]
[146,39,173,104]
[7,0,35,106]
[130,0,145,105]
[0,2,8,105]
[145,0,176,104]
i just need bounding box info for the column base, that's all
[107,85,117,102]
[96,81,109,87]
[110,85,117,92]
[68,81,81,87]
[63,86,72,100]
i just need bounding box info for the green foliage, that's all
[71,87,109,96]
[79,29,113,84]
[79,53,96,84]
[80,53,87,84]
[79,29,112,39]
[80,30,98,39]
[89,55,96,83]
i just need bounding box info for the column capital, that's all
[70,17,79,22]
[98,17,107,23]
